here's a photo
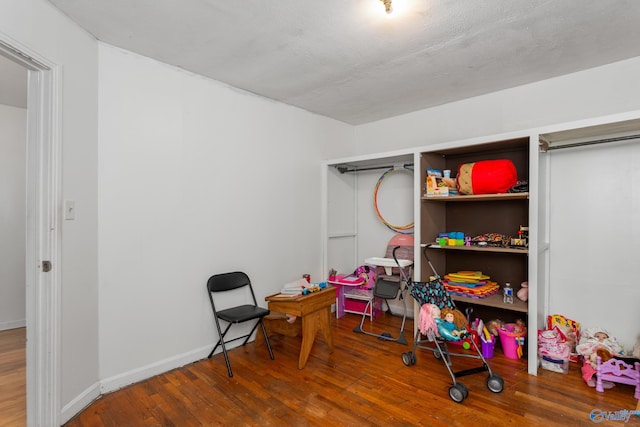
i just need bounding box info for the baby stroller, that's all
[397,245,504,403]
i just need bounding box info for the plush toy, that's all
[513,318,526,334]
[456,159,518,195]
[576,327,623,367]
[591,347,614,366]
[517,281,528,302]
[436,308,467,341]
[486,319,504,337]
[418,303,441,337]
[576,327,624,387]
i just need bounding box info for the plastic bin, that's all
[539,354,569,374]
[498,324,526,359]
[481,339,495,358]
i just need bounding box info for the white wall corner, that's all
[59,382,101,425]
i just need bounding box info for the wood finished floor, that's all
[0,327,26,427]
[3,314,639,426]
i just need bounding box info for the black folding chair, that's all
[206,271,274,377]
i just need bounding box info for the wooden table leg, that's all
[299,312,319,369]
[318,306,333,352]
[298,306,334,369]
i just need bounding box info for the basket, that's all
[498,324,526,359]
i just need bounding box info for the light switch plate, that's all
[64,200,75,220]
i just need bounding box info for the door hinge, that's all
[42,261,52,272]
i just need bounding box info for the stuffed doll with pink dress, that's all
[576,327,624,387]
[418,303,441,337]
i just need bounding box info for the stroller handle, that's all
[392,244,440,281]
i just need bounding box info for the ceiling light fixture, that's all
[380,0,393,14]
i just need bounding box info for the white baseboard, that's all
[60,382,100,425]
[0,319,26,331]
[100,344,212,394]
[61,340,250,422]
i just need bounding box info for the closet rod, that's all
[545,133,640,151]
[336,163,413,174]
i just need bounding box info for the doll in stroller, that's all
[399,245,504,403]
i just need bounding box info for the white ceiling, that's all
[6,1,640,124]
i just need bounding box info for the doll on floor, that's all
[576,327,624,388]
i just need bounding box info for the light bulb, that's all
[381,0,393,14]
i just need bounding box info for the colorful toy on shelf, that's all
[510,225,529,247]
[442,270,500,299]
[436,231,465,246]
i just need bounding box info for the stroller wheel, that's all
[433,350,442,360]
[448,383,467,403]
[459,383,469,399]
[401,351,416,366]
[487,374,504,393]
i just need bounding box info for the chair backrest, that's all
[377,237,414,278]
[207,271,259,306]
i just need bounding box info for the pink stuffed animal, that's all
[517,281,528,302]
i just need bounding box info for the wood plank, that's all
[0,327,26,427]
[10,315,631,426]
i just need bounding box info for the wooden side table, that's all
[260,286,336,369]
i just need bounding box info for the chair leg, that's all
[352,298,374,333]
[208,323,232,358]
[209,321,234,377]
[242,322,261,346]
[219,340,233,377]
[260,320,275,360]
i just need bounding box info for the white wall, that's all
[353,56,640,350]
[548,140,640,350]
[0,104,26,330]
[97,44,354,386]
[1,0,100,418]
[355,56,640,154]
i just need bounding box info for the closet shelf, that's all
[422,193,528,202]
[429,245,528,255]
[451,293,528,313]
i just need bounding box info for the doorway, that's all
[0,52,28,425]
[0,39,60,426]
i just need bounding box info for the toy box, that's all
[425,169,449,197]
[344,298,381,318]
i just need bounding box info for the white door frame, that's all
[0,37,61,426]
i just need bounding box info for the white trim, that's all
[320,163,328,285]
[0,320,27,331]
[100,346,211,394]
[526,133,540,376]
[324,147,415,166]
[0,33,61,427]
[59,383,100,426]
